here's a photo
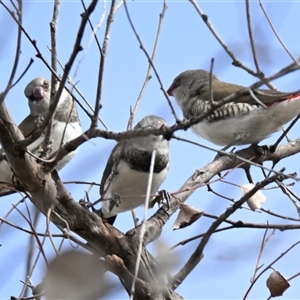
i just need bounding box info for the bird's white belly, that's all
[193,98,300,146]
[51,121,82,170]
[0,121,82,194]
[101,160,168,218]
[28,120,82,170]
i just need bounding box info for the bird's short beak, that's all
[31,86,46,101]
[167,85,174,96]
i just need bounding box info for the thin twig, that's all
[46,208,60,256]
[123,0,179,122]
[130,149,157,299]
[44,99,78,170]
[172,135,296,180]
[51,51,108,127]
[169,219,300,251]
[168,173,285,291]
[247,228,275,298]
[0,217,67,236]
[243,239,300,300]
[127,1,168,130]
[74,0,107,79]
[12,205,49,265]
[189,0,257,76]
[92,0,119,127]
[41,0,61,159]
[2,0,23,99]
[245,0,260,74]
[258,0,299,65]
[23,208,41,298]
[80,0,103,53]
[271,115,300,150]
[208,58,215,105]
[0,0,63,85]
[18,0,98,149]
[260,208,300,222]
[275,179,300,218]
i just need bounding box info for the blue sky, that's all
[1,1,300,299]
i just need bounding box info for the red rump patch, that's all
[288,93,300,100]
[267,93,300,107]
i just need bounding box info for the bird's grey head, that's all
[24,77,51,116]
[135,115,167,130]
[131,115,169,152]
[167,70,219,108]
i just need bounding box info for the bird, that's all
[97,115,170,225]
[0,76,82,194]
[167,69,300,148]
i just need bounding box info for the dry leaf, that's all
[240,183,266,211]
[266,270,290,297]
[173,203,203,230]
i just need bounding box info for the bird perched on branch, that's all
[167,69,300,149]
[0,76,82,194]
[97,115,170,225]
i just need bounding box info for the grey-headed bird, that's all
[98,115,169,224]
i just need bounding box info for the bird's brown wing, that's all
[0,115,39,159]
[99,142,123,196]
[18,115,39,138]
[212,80,295,105]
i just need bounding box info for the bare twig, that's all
[258,0,299,65]
[275,179,300,218]
[189,0,257,76]
[247,228,275,298]
[18,0,98,149]
[92,0,119,127]
[23,208,41,298]
[67,76,108,128]
[243,239,300,300]
[40,0,61,159]
[123,0,179,122]
[245,0,260,74]
[50,0,60,95]
[127,1,168,129]
[271,115,300,150]
[0,0,61,83]
[74,0,107,79]
[80,0,103,53]
[51,51,108,127]
[1,0,23,99]
[172,135,296,180]
[46,208,60,256]
[168,173,286,291]
[130,149,157,299]
[208,58,215,105]
[169,218,300,250]
[0,216,67,237]
[260,207,300,222]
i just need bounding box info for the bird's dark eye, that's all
[43,80,49,90]
[174,76,181,88]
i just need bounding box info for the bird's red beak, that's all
[30,86,46,101]
[167,84,174,96]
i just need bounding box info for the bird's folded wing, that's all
[0,115,41,162]
[100,142,123,196]
[212,80,297,105]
